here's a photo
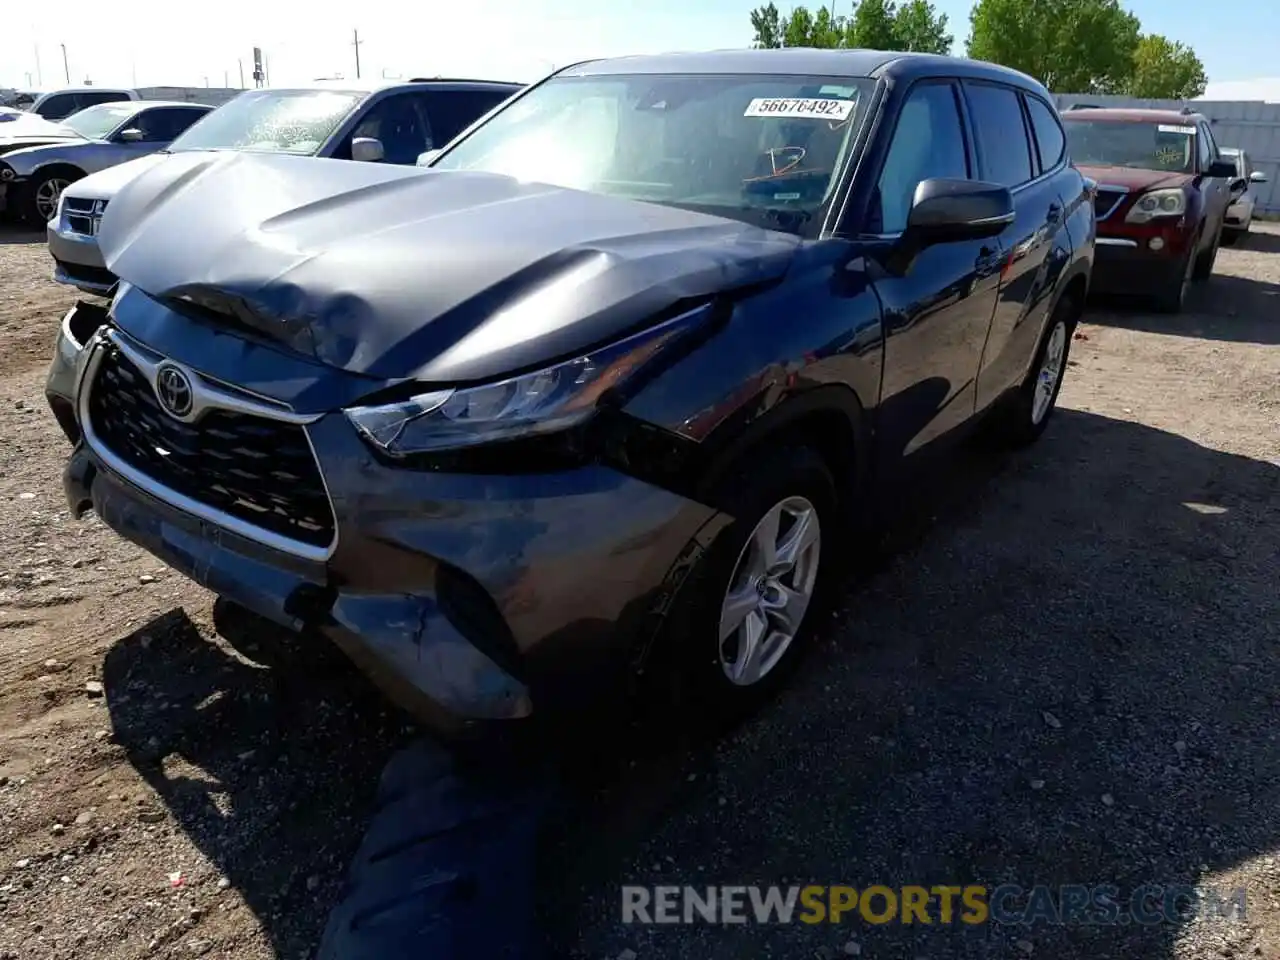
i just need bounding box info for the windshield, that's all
[61,104,137,140]
[169,89,362,155]
[431,73,874,233]
[1064,119,1196,173]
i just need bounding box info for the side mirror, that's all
[416,148,442,167]
[1250,170,1268,184]
[1206,159,1237,179]
[117,128,145,143]
[904,178,1014,246]
[351,136,385,163]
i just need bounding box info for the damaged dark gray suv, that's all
[45,50,1094,735]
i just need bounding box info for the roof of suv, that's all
[1062,106,1208,124]
[560,48,1043,91]
[298,78,524,97]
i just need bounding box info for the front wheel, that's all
[17,170,77,224]
[1192,223,1221,280]
[1155,237,1197,314]
[667,446,839,721]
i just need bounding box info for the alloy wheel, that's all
[35,178,70,221]
[1031,319,1067,426]
[718,495,821,687]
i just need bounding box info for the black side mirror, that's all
[905,178,1014,245]
[1206,160,1237,179]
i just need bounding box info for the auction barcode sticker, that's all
[744,97,855,121]
[1157,124,1196,135]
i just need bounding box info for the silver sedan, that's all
[0,100,211,223]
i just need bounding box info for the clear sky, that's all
[2,0,1276,92]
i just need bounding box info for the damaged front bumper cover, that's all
[47,302,722,736]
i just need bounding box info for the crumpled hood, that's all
[99,151,800,383]
[63,153,168,200]
[1076,164,1193,192]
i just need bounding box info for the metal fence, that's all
[1054,92,1280,214]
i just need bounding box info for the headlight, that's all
[0,161,15,182]
[1125,188,1186,224]
[344,305,709,457]
[53,189,68,223]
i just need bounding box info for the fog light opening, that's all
[1148,237,1165,252]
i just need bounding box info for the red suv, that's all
[1062,107,1236,313]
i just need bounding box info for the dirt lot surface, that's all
[0,224,1277,960]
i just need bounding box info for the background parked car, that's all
[28,87,141,121]
[1062,106,1236,313]
[49,78,523,295]
[0,100,213,223]
[1218,146,1268,244]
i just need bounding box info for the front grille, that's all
[1094,188,1126,221]
[64,196,107,237]
[87,344,336,549]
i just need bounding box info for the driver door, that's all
[869,79,1004,463]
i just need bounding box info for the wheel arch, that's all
[28,161,88,183]
[694,383,872,522]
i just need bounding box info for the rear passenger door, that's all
[869,79,1004,461]
[962,81,1065,412]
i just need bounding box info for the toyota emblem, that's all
[155,365,194,418]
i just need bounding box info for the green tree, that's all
[892,0,953,54]
[1126,34,1208,99]
[846,0,899,49]
[750,2,784,48]
[784,5,817,46]
[967,0,1141,94]
[811,5,846,47]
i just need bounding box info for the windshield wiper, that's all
[758,207,813,231]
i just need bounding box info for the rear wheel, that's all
[988,291,1076,447]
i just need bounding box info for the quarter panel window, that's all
[873,81,969,234]
[964,82,1034,187]
[1024,96,1066,172]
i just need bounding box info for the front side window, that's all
[133,107,208,142]
[338,94,431,164]
[432,73,875,234]
[873,82,969,234]
[61,103,138,140]
[964,82,1034,187]
[1064,120,1196,174]
[169,90,362,155]
[35,94,79,120]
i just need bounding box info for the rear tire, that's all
[988,292,1076,448]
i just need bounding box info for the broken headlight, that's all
[344,306,708,457]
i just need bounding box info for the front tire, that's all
[1155,236,1197,314]
[669,446,839,720]
[16,169,78,224]
[1192,223,1221,280]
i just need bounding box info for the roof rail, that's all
[407,76,524,85]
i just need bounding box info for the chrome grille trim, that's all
[77,328,339,563]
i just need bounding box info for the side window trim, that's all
[961,79,1036,189]
[1021,93,1067,178]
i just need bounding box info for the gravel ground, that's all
[0,224,1277,960]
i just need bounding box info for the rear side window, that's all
[964,82,1034,187]
[1024,96,1065,172]
[79,91,131,108]
[35,93,79,120]
[420,90,515,148]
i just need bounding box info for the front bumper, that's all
[47,209,115,296]
[1089,234,1188,296]
[46,305,721,735]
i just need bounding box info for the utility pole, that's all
[238,59,245,88]
[60,44,70,84]
[33,44,43,86]
[224,70,229,87]
[352,29,363,80]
